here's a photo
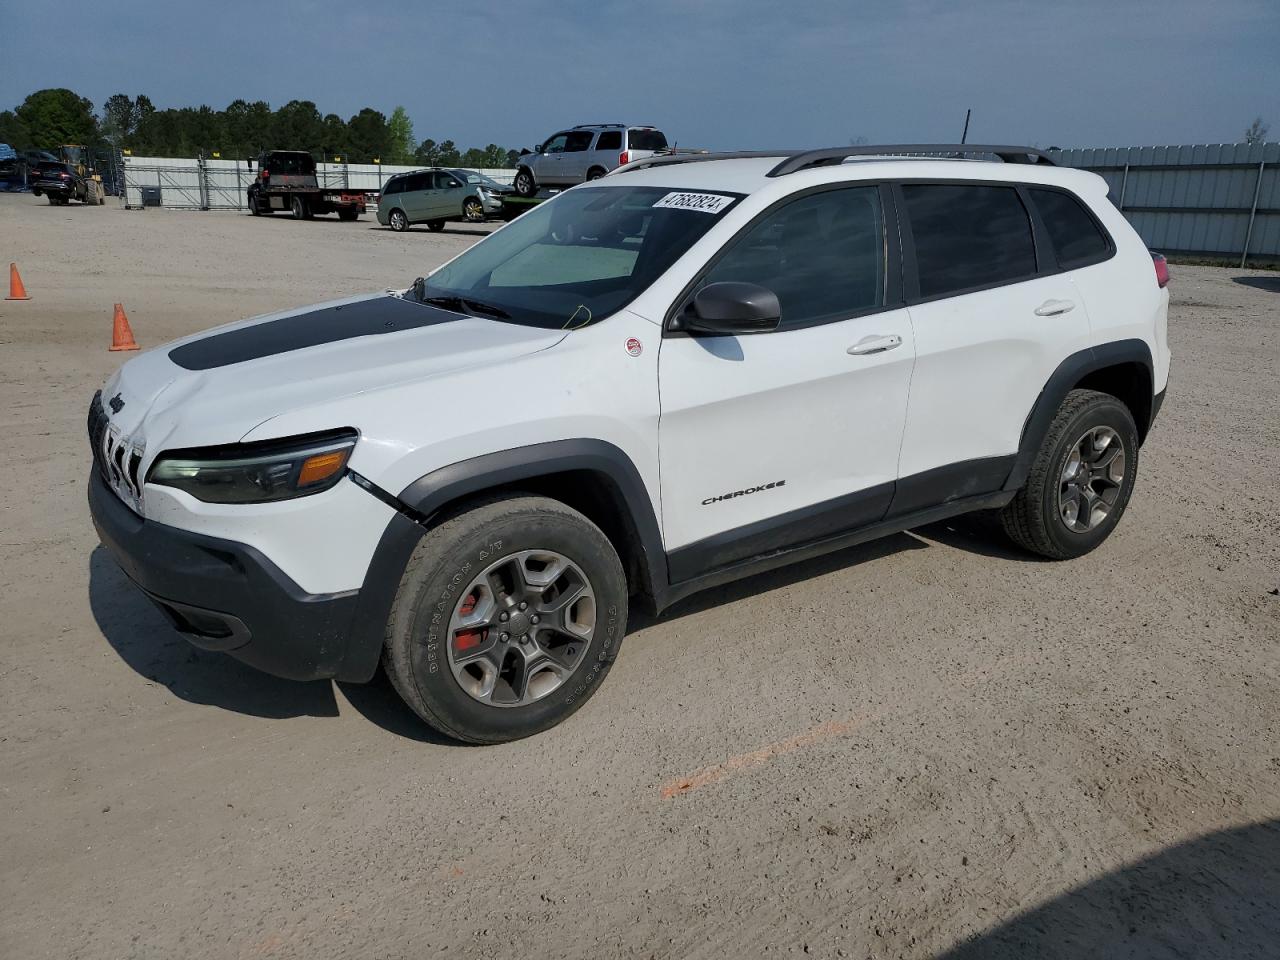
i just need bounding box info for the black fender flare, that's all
[1004,338,1154,493]
[336,439,666,682]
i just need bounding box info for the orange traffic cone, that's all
[6,262,30,300]
[109,303,139,352]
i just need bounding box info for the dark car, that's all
[30,161,92,205]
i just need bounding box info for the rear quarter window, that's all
[1030,188,1111,268]
[595,131,622,151]
[627,129,668,151]
[901,184,1037,300]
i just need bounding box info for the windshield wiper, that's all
[421,294,511,320]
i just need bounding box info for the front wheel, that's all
[463,197,484,222]
[513,168,536,197]
[1001,389,1139,559]
[382,495,628,743]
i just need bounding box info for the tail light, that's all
[260,169,269,179]
[618,151,630,167]
[1152,252,1170,288]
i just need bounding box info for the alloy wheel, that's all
[464,198,483,222]
[446,549,595,707]
[1058,426,1126,533]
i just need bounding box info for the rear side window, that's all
[1030,188,1110,268]
[595,130,622,151]
[565,131,594,152]
[902,184,1036,299]
[700,186,885,331]
[627,129,668,152]
[404,173,431,192]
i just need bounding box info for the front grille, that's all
[88,391,145,508]
[88,391,109,482]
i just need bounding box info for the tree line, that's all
[0,88,523,168]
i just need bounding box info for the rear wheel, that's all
[586,166,607,181]
[382,496,628,743]
[514,168,536,197]
[1001,389,1139,559]
[248,193,261,215]
[290,195,306,219]
[388,208,408,231]
[338,206,358,221]
[426,219,445,232]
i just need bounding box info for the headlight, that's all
[148,429,357,504]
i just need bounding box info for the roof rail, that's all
[572,123,626,130]
[767,144,1056,176]
[612,151,793,174]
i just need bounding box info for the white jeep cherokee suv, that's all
[89,144,1170,743]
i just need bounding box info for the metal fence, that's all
[1050,142,1279,267]
[119,155,516,211]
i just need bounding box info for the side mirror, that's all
[680,282,781,335]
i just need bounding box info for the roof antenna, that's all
[960,108,971,145]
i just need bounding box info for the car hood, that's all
[100,291,566,458]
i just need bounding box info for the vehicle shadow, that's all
[934,819,1280,959]
[88,546,340,719]
[634,513,1039,630]
[1232,275,1280,293]
[89,545,466,742]
[633,531,928,629]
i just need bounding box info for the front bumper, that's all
[89,469,364,681]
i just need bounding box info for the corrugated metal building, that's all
[1050,143,1279,266]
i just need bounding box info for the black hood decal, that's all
[168,296,460,371]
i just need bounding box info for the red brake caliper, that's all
[454,589,487,652]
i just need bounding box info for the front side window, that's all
[564,131,594,152]
[434,172,462,189]
[697,187,885,330]
[902,184,1036,299]
[1030,188,1110,268]
[542,134,568,154]
[421,185,743,330]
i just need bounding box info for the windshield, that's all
[419,185,742,329]
[461,171,504,189]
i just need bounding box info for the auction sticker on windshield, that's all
[652,192,736,214]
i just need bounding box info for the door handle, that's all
[1034,299,1075,317]
[847,334,903,356]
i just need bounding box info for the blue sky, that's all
[2,0,1276,151]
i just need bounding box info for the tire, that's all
[47,194,57,205]
[1001,388,1139,560]
[338,207,358,222]
[290,195,306,219]
[514,167,536,198]
[463,197,484,222]
[586,166,607,181]
[382,495,628,744]
[388,208,409,232]
[248,193,261,215]
[426,219,445,232]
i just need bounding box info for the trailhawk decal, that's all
[652,192,736,214]
[702,480,786,505]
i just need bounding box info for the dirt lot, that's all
[1,193,1278,960]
